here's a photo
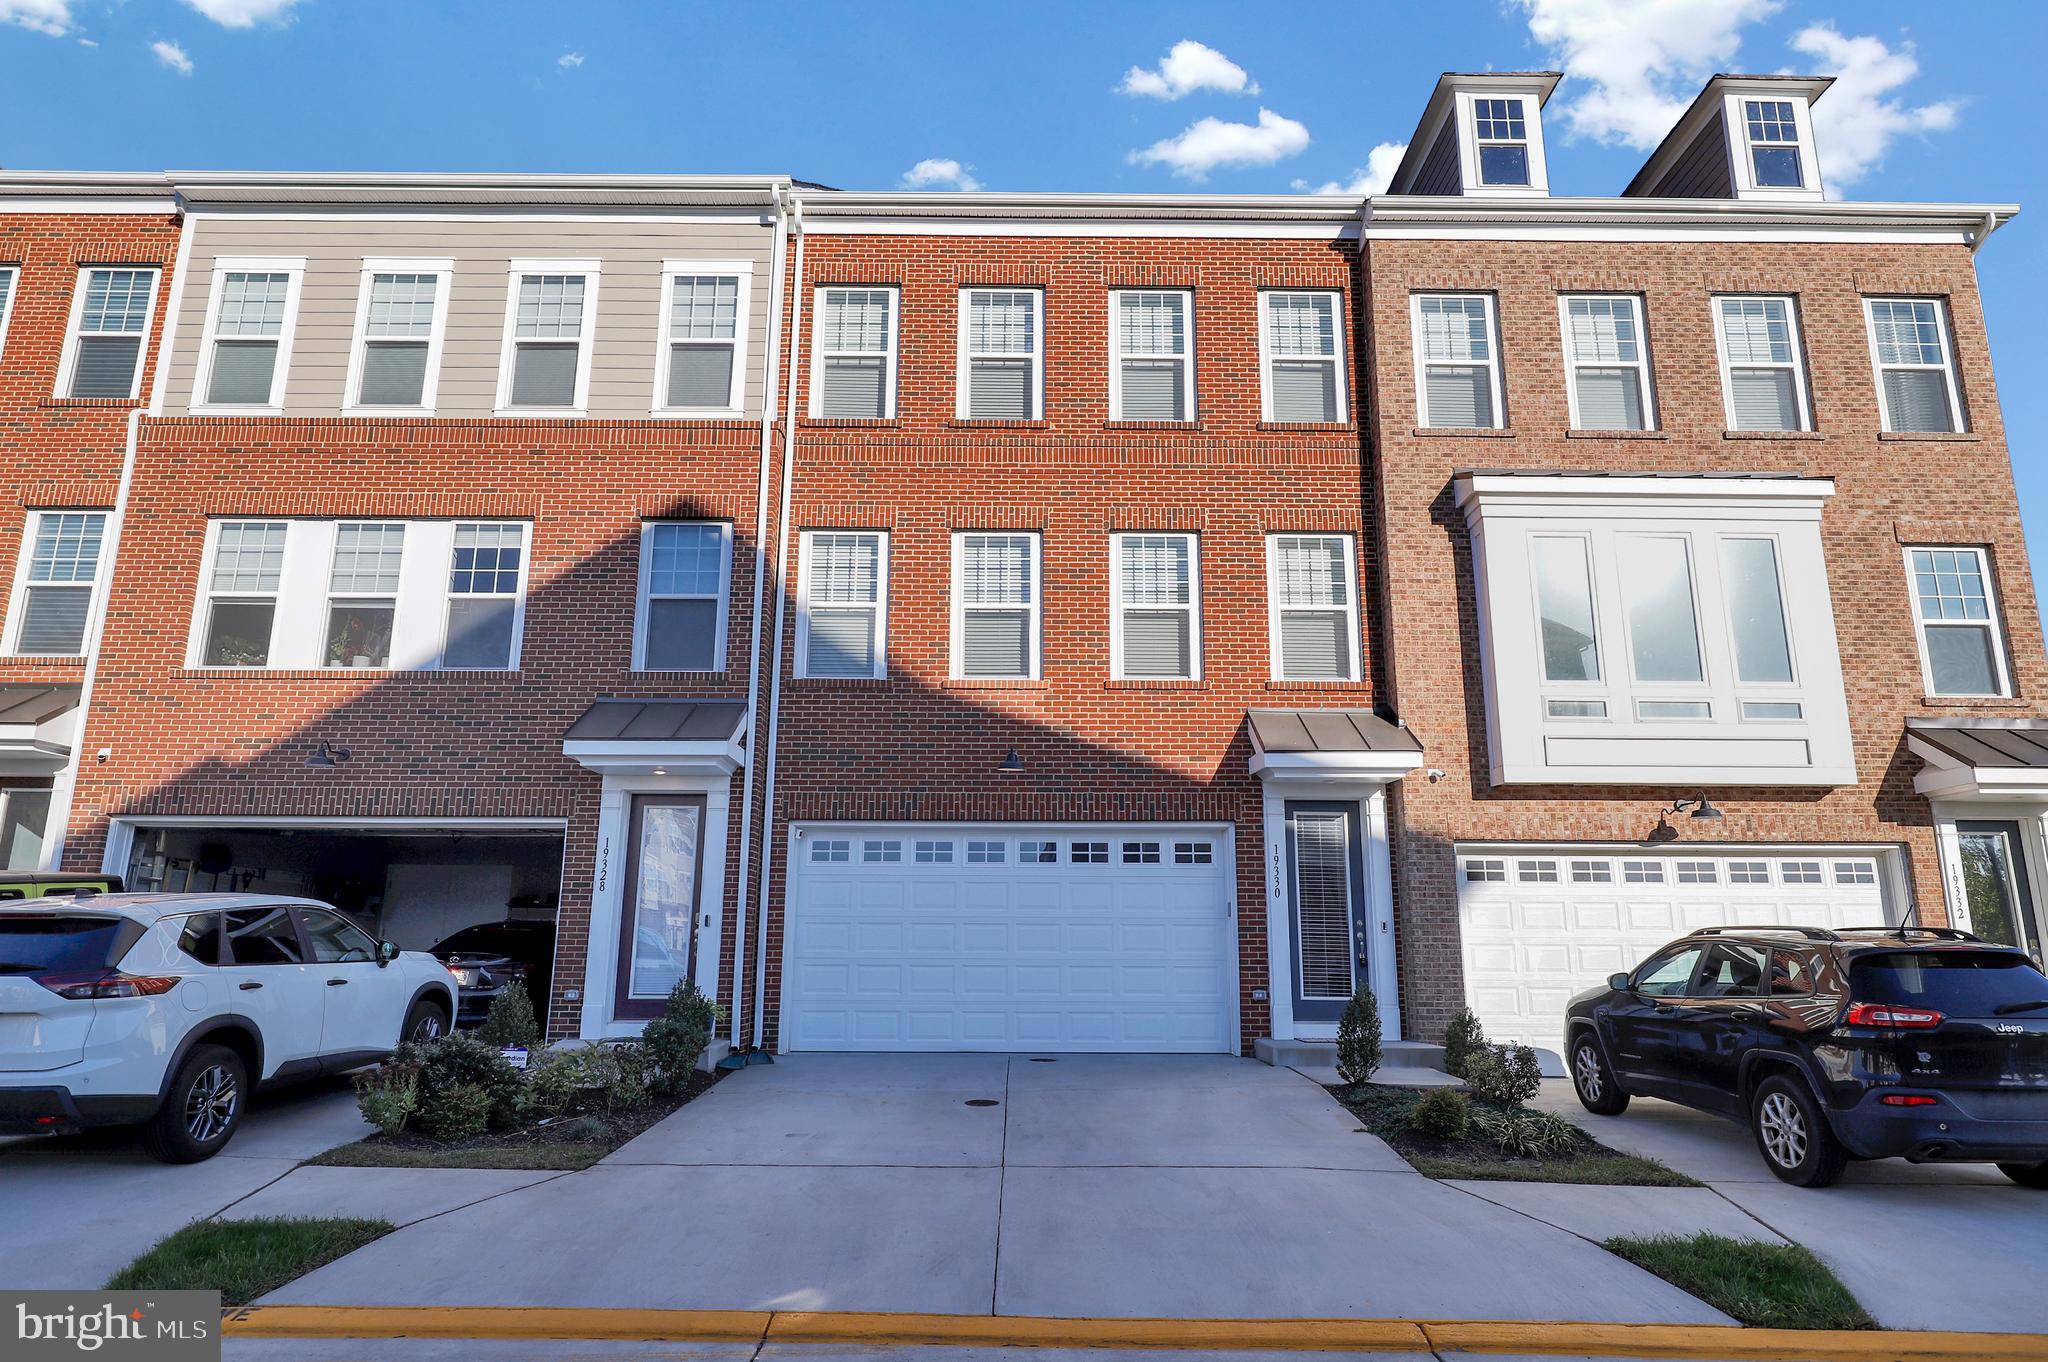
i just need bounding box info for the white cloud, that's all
[1518,0,1781,147]
[151,38,193,74]
[900,157,982,192]
[1,0,74,36]
[1293,141,1408,196]
[1118,39,1258,100]
[76,35,94,46]
[558,51,584,69]
[1790,24,1957,190]
[181,0,301,29]
[1128,108,1309,181]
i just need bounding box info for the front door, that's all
[1285,801,1367,1024]
[614,794,706,1021]
[1956,821,2044,963]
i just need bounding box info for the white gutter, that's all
[1971,209,2007,255]
[725,184,791,1049]
[753,193,806,1051]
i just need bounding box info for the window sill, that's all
[1104,678,1206,691]
[177,667,522,679]
[650,408,750,421]
[944,677,1048,690]
[1103,420,1204,432]
[0,653,85,666]
[340,407,438,419]
[1263,678,1366,691]
[1564,429,1669,440]
[491,409,589,420]
[1920,694,2022,708]
[188,405,284,419]
[1880,431,1981,443]
[39,397,141,409]
[945,419,1050,431]
[788,674,889,688]
[1411,426,1516,438]
[801,417,898,429]
[1721,429,1823,441]
[1257,421,1356,433]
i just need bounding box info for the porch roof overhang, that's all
[0,684,82,776]
[1906,717,2048,802]
[562,699,748,777]
[1246,708,1424,785]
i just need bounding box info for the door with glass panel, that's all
[614,795,706,1020]
[1956,821,2044,963]
[1286,802,1368,1024]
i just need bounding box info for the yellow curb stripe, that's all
[219,1305,2048,1360]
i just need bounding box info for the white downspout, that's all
[725,184,791,1049]
[753,194,805,1050]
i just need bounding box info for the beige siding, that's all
[165,214,776,418]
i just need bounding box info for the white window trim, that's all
[54,264,161,402]
[1864,297,1965,435]
[324,521,406,670]
[1108,531,1202,682]
[188,256,308,417]
[341,257,454,417]
[1263,532,1362,684]
[437,521,532,671]
[652,259,754,418]
[632,519,732,673]
[954,286,1044,421]
[185,518,290,670]
[1107,288,1196,423]
[1557,293,1656,431]
[1725,92,1823,199]
[3,510,109,657]
[1410,292,1504,430]
[0,264,19,370]
[949,530,1042,681]
[493,258,603,418]
[1902,544,2011,699]
[1710,294,1812,433]
[807,285,900,420]
[1454,87,1551,195]
[1257,289,1347,424]
[795,529,890,680]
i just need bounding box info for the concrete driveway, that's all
[268,1054,1723,1323]
[1539,1081,2048,1332]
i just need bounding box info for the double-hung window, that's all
[1266,533,1359,682]
[1866,298,1962,434]
[657,263,751,414]
[1260,291,1344,423]
[443,523,525,670]
[1110,532,1199,681]
[60,267,157,399]
[952,531,1040,679]
[346,260,450,412]
[957,288,1042,420]
[7,512,105,655]
[1110,290,1193,422]
[1743,100,1805,189]
[636,522,731,672]
[199,521,287,666]
[325,523,404,669]
[0,265,18,368]
[811,287,897,419]
[194,259,303,410]
[496,261,599,413]
[1905,546,2009,697]
[1713,296,1809,432]
[1472,98,1531,186]
[1412,293,1501,428]
[798,531,888,679]
[1560,295,1653,430]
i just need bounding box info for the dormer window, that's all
[1473,99,1531,186]
[1744,100,1804,188]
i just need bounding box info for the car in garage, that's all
[428,918,555,1027]
[1565,925,2048,1187]
[0,892,457,1162]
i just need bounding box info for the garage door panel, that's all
[854,964,902,994]
[1571,902,1622,932]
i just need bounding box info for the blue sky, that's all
[3,0,2042,594]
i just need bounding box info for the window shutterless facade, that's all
[656,261,752,415]
[1865,298,1963,434]
[1904,546,2009,697]
[1266,533,1360,682]
[191,258,305,412]
[1110,532,1200,681]
[1559,295,1654,431]
[797,530,888,679]
[1472,97,1531,186]
[198,520,287,666]
[957,288,1043,421]
[494,260,600,415]
[1260,290,1344,423]
[343,258,452,413]
[57,266,159,400]
[1411,293,1502,428]
[6,512,107,656]
[0,265,18,368]
[1712,296,1810,432]
[326,522,405,668]
[1109,289,1193,422]
[1742,99,1806,190]
[635,521,731,672]
[810,287,898,419]
[443,522,526,670]
[952,531,1041,680]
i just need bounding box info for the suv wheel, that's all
[403,998,448,1046]
[1569,1032,1629,1115]
[1998,1161,2048,1189]
[1751,1073,1846,1187]
[141,1044,246,1164]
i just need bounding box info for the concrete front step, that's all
[1253,1036,1449,1072]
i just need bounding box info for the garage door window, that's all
[914,840,953,864]
[1173,841,1212,865]
[967,840,1004,863]
[1020,839,1058,863]
[1071,841,1108,864]
[638,522,730,672]
[1622,859,1664,883]
[1122,841,1161,864]
[1835,861,1876,885]
[862,839,901,863]
[617,794,704,1018]
[799,531,888,679]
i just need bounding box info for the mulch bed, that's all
[1328,1082,1697,1186]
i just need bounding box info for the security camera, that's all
[95,748,111,764]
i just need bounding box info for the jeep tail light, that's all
[1880,1094,1940,1107]
[1844,1002,1943,1029]
[35,970,181,1000]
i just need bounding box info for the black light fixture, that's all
[997,749,1024,773]
[1664,792,1723,821]
[305,740,353,769]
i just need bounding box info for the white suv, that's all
[1,893,457,1162]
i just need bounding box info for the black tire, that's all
[1569,1031,1629,1115]
[403,996,449,1047]
[1750,1073,1847,1187]
[141,1044,246,1164]
[1998,1161,2048,1189]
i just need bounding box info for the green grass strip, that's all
[1603,1231,1875,1330]
[306,1140,604,1171]
[106,1217,393,1307]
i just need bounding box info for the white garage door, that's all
[784,823,1234,1052]
[1458,845,1894,1067]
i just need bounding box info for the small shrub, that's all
[558,1115,613,1144]
[1442,1008,1487,1079]
[352,1061,419,1138]
[1408,1087,1471,1142]
[528,1042,649,1117]
[476,985,540,1051]
[416,1082,492,1141]
[1462,1041,1544,1108]
[1474,1107,1579,1158]
[395,1032,527,1131]
[1335,986,1383,1086]
[640,980,723,1096]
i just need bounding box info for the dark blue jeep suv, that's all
[1565,926,2048,1187]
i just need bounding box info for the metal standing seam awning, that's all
[0,684,83,776]
[561,699,749,776]
[1246,708,1424,784]
[1906,717,2048,801]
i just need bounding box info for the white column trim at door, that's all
[1261,786,1294,1041]
[1261,780,1404,1043]
[1363,786,1403,1042]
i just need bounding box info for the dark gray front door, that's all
[1957,820,2043,962]
[1285,801,1367,1023]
